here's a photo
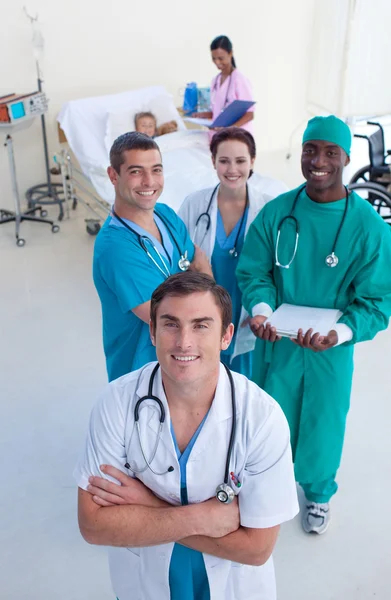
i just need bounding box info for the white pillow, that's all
[104,92,185,154]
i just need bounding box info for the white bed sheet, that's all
[57,86,288,212]
[57,86,219,210]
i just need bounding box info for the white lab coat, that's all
[74,362,299,600]
[178,174,288,360]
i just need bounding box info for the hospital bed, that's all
[56,86,219,233]
[56,85,288,234]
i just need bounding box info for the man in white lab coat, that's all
[75,272,299,600]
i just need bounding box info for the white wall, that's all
[0,0,316,210]
[307,0,391,117]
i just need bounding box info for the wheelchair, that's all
[348,121,391,223]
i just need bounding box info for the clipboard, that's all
[264,304,343,339]
[184,100,255,129]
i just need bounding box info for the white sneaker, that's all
[302,501,330,534]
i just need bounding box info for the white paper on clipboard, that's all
[265,303,343,339]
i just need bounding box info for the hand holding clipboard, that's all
[184,100,255,129]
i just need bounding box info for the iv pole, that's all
[23,7,65,220]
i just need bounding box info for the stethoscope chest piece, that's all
[325,252,339,268]
[216,482,235,504]
[275,185,349,271]
[178,250,191,271]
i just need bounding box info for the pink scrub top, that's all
[210,69,255,136]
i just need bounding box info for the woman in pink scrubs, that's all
[194,35,255,136]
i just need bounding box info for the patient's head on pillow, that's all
[134,112,157,137]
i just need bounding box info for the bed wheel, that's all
[86,220,101,235]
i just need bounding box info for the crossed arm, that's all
[78,466,279,566]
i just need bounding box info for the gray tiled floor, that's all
[1,202,390,599]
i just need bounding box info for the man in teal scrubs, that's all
[93,132,211,381]
[237,116,391,534]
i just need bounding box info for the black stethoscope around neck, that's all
[125,362,237,504]
[193,183,249,258]
[112,209,191,278]
[275,184,350,269]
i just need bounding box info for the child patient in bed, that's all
[134,112,178,137]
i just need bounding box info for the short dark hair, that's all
[210,127,256,177]
[150,272,232,333]
[210,35,236,68]
[134,111,157,127]
[109,131,160,174]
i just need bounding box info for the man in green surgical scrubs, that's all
[236,115,391,534]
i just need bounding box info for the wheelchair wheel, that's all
[349,182,391,222]
[349,165,371,184]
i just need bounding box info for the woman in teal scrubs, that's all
[179,128,272,378]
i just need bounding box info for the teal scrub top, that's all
[211,208,252,378]
[93,203,194,381]
[169,414,210,600]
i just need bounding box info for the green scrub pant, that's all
[253,338,354,504]
[300,475,338,503]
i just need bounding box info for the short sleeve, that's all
[73,384,128,490]
[239,403,299,529]
[234,72,255,113]
[98,232,167,313]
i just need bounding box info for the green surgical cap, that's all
[302,116,352,156]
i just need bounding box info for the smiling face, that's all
[301,140,349,194]
[212,140,254,191]
[135,116,156,138]
[211,48,233,74]
[150,291,234,387]
[107,148,163,211]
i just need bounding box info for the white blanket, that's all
[57,86,287,212]
[57,86,219,210]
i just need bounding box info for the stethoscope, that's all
[125,362,237,504]
[275,184,350,269]
[192,183,249,258]
[213,69,234,111]
[112,209,190,278]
